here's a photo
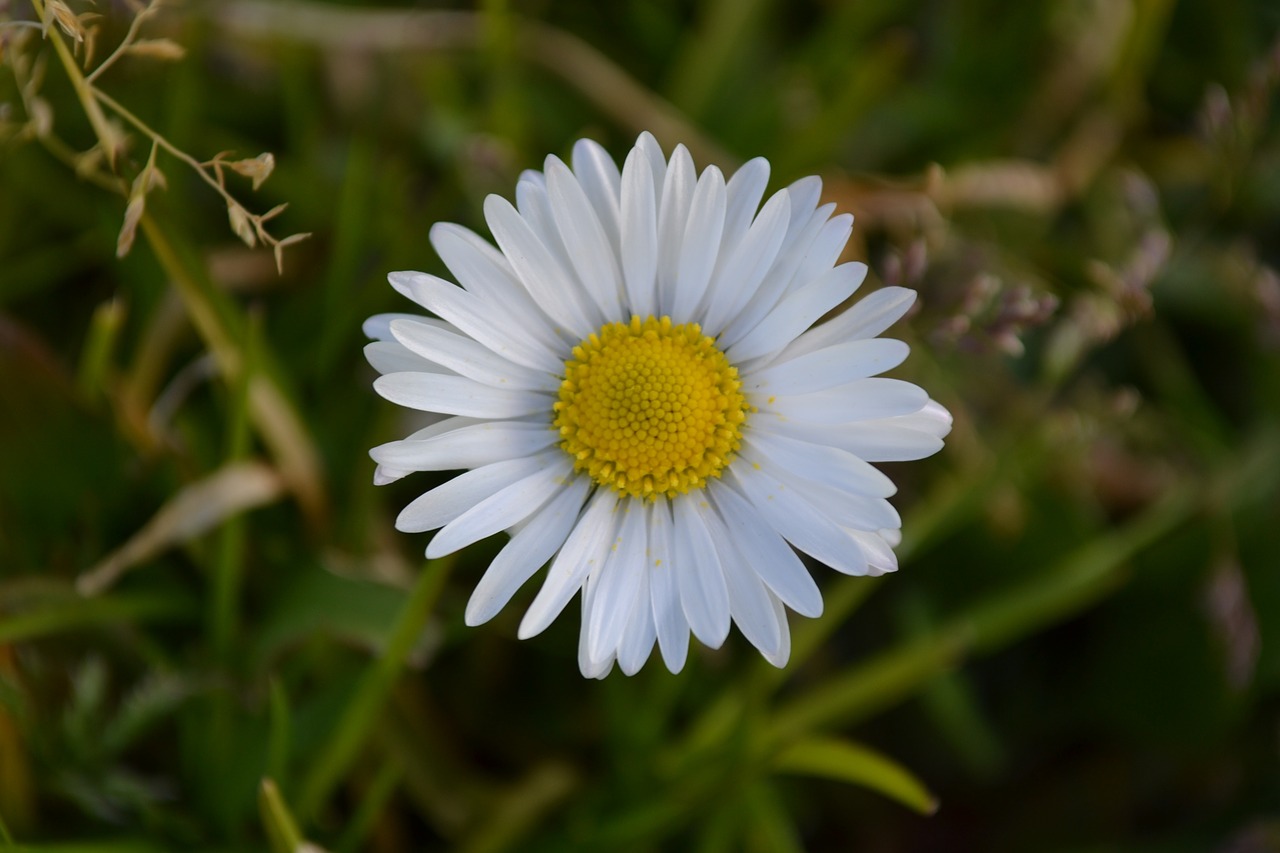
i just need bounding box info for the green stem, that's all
[92,88,232,204]
[138,213,328,526]
[29,0,122,166]
[84,2,156,84]
[297,556,455,822]
[210,313,256,663]
[336,762,404,853]
[259,779,305,853]
[766,484,1198,742]
[0,592,194,644]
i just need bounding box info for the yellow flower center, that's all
[553,315,748,499]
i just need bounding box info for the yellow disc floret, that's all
[554,315,748,500]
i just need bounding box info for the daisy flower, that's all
[366,133,950,678]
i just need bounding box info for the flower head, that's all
[366,133,950,678]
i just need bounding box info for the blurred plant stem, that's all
[665,0,770,120]
[75,299,127,402]
[27,0,123,166]
[19,0,328,526]
[210,310,257,663]
[334,761,401,853]
[209,0,735,168]
[139,214,328,528]
[296,555,455,824]
[766,486,1196,742]
[457,763,578,853]
[203,310,258,835]
[0,591,196,645]
[259,778,306,853]
[480,0,527,151]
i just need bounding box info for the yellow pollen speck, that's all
[554,315,748,500]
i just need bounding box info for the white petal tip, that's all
[659,650,688,674]
[372,465,408,486]
[424,539,454,560]
[796,600,824,619]
[387,270,425,297]
[762,651,791,669]
[516,617,546,641]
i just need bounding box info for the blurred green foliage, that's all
[2,0,1280,850]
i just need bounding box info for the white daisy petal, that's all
[655,144,697,313]
[701,188,792,336]
[395,272,562,373]
[577,573,616,678]
[546,157,626,320]
[370,133,947,677]
[617,569,656,676]
[429,224,568,352]
[363,312,437,342]
[759,593,793,668]
[390,319,558,391]
[465,474,592,625]
[515,174,576,281]
[398,415,487,442]
[744,338,910,396]
[827,423,946,462]
[731,465,871,577]
[768,475,902,533]
[720,156,770,257]
[750,409,946,462]
[588,500,648,663]
[484,194,599,337]
[374,372,548,419]
[635,131,667,205]
[726,262,865,363]
[572,138,623,256]
[647,501,689,672]
[426,455,571,558]
[717,204,838,348]
[519,490,619,639]
[428,223,519,301]
[789,213,856,297]
[709,481,824,617]
[428,224,521,303]
[370,421,556,472]
[363,341,440,376]
[767,377,929,424]
[911,398,955,436]
[670,165,727,322]
[395,453,556,533]
[620,147,660,317]
[373,465,411,486]
[702,505,782,657]
[742,429,897,498]
[778,286,917,363]
[784,176,823,229]
[848,528,899,576]
[674,495,731,648]
[386,269,423,302]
